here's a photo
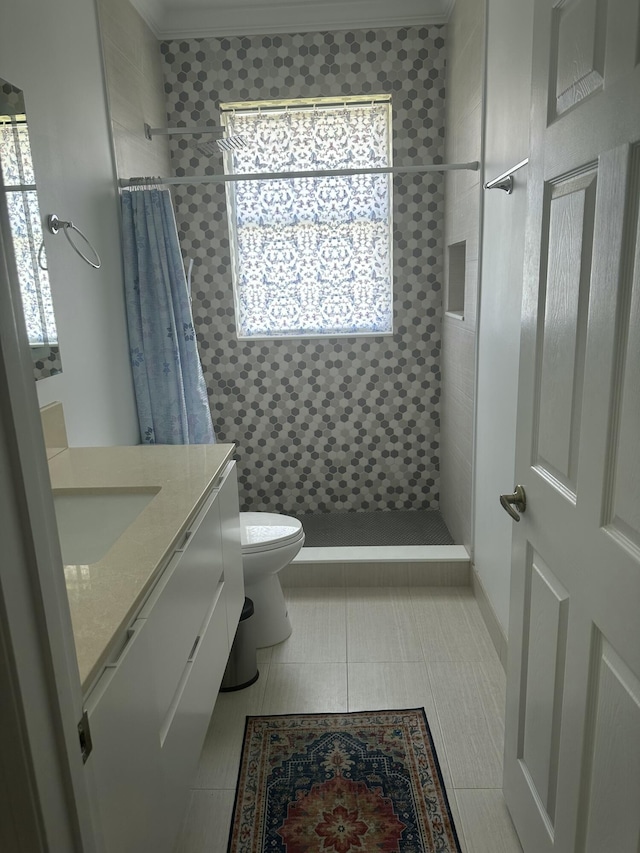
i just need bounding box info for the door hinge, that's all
[78,709,93,764]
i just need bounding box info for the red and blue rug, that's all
[227,708,462,852]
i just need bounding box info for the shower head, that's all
[193,135,247,157]
[215,134,247,153]
[145,124,249,157]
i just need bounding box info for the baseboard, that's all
[470,565,508,671]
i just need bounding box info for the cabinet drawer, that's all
[85,620,164,853]
[159,578,229,847]
[141,486,225,721]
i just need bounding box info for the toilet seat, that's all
[240,512,304,555]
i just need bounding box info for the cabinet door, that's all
[141,488,224,723]
[84,620,164,853]
[159,576,229,850]
[218,461,244,646]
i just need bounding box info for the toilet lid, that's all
[240,512,304,554]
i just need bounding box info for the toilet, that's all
[239,512,305,647]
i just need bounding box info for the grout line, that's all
[189,785,237,792]
[343,591,349,710]
[423,663,457,788]
[344,658,350,712]
[256,661,268,715]
[345,586,352,670]
[451,789,469,853]
[451,786,503,790]
[424,665,468,851]
[410,592,429,662]
[472,661,506,752]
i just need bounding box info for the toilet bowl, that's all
[239,512,305,647]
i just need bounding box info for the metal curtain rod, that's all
[144,123,227,139]
[120,161,480,187]
[220,95,391,113]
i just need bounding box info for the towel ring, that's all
[37,240,48,271]
[47,214,101,269]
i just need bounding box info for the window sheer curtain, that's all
[0,118,57,346]
[225,103,393,338]
[121,188,215,445]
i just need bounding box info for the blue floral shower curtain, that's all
[121,188,215,444]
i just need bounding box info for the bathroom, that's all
[2,0,638,850]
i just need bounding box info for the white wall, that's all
[98,0,171,180]
[0,0,139,447]
[440,0,485,550]
[473,0,534,637]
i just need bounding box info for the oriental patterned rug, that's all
[227,709,462,853]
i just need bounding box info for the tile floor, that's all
[176,586,523,853]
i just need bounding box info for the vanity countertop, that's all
[48,443,236,693]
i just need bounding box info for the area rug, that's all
[227,708,462,852]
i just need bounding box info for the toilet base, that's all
[244,573,292,647]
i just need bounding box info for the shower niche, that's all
[446,240,467,319]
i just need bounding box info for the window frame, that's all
[221,96,394,341]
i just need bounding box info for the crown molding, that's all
[130,0,450,40]
[442,0,456,22]
[129,0,164,36]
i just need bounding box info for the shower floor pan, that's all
[283,510,469,588]
[295,509,454,547]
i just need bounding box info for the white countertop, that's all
[48,443,235,692]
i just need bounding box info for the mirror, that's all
[0,77,62,380]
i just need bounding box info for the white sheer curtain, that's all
[0,118,57,346]
[225,102,393,339]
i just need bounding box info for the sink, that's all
[53,488,159,565]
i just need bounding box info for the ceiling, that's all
[130,0,454,39]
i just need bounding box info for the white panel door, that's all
[504,1,640,851]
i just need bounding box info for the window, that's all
[0,113,57,347]
[223,97,393,339]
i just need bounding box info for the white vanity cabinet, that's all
[84,460,244,853]
[83,619,166,852]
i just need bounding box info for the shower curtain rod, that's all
[119,161,479,188]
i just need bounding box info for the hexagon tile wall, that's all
[161,27,446,514]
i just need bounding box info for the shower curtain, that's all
[120,188,215,444]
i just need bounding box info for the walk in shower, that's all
[119,28,473,571]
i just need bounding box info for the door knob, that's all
[500,484,526,522]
